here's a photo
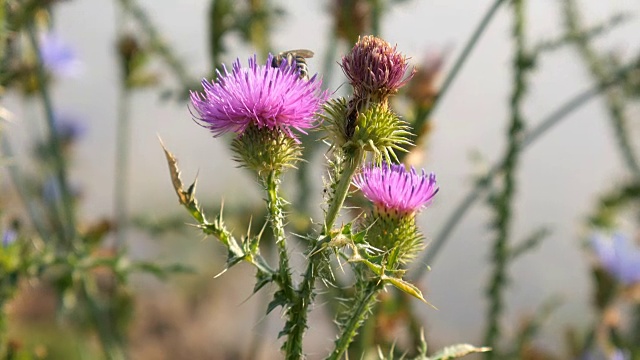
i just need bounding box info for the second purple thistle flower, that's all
[353,163,439,215]
[190,54,327,140]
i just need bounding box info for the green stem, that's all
[248,0,271,58]
[370,0,382,36]
[207,0,229,77]
[265,171,295,299]
[295,35,339,214]
[563,0,640,180]
[409,58,640,282]
[114,81,131,250]
[284,150,364,359]
[327,281,382,360]
[265,171,301,359]
[27,24,76,245]
[117,0,194,90]
[0,0,5,65]
[1,133,50,240]
[483,1,529,356]
[325,151,363,232]
[412,0,506,137]
[79,277,126,360]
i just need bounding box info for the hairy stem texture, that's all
[327,281,382,360]
[483,1,529,356]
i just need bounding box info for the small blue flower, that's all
[55,112,87,144]
[2,229,17,247]
[591,233,640,285]
[578,348,629,360]
[39,32,83,77]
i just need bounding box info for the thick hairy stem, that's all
[265,171,295,300]
[327,281,382,360]
[564,0,640,180]
[325,150,363,232]
[284,149,364,359]
[483,1,529,356]
[265,171,301,358]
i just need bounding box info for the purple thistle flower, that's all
[591,233,640,286]
[190,54,327,140]
[353,163,438,215]
[39,32,82,77]
[341,35,415,100]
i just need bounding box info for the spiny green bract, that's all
[363,210,424,267]
[231,125,302,178]
[321,97,413,164]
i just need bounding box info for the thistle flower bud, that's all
[341,35,415,103]
[321,98,412,163]
[231,125,302,177]
[353,163,438,265]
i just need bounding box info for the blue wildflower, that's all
[39,32,83,77]
[2,229,17,247]
[591,233,640,286]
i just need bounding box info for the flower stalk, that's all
[325,149,364,232]
[483,0,530,356]
[264,170,295,304]
[283,148,365,360]
[27,24,76,245]
[328,281,383,360]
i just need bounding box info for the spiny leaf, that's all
[160,138,209,224]
[160,137,190,206]
[427,344,491,360]
[267,289,288,315]
[382,275,432,306]
[254,270,272,293]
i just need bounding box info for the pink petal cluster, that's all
[353,163,438,214]
[341,35,414,99]
[190,54,327,139]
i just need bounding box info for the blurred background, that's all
[2,0,640,359]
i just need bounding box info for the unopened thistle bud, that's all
[353,163,438,266]
[341,35,415,103]
[231,125,302,177]
[322,98,412,163]
[190,54,327,175]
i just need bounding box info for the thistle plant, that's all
[165,35,488,359]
